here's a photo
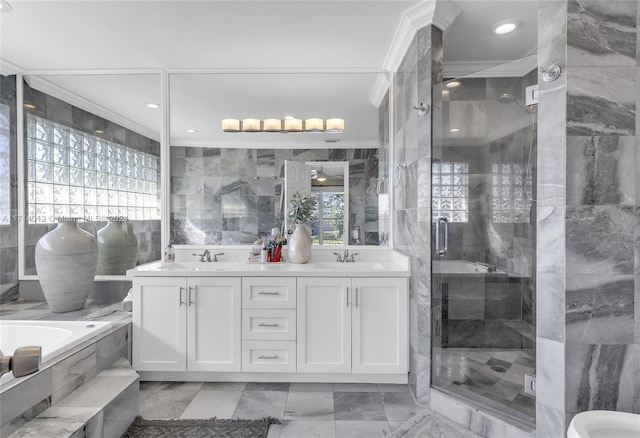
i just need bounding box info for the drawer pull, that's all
[258,323,279,327]
[258,354,279,360]
[258,291,280,295]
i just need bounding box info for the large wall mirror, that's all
[168,72,390,247]
[20,73,161,279]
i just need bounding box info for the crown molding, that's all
[382,0,460,73]
[25,75,160,142]
[0,58,23,76]
[443,54,537,78]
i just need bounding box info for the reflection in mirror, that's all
[168,72,390,246]
[22,74,161,277]
[307,162,348,246]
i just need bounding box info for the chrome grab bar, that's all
[435,217,448,256]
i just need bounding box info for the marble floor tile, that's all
[334,392,386,421]
[245,382,290,391]
[279,420,337,438]
[335,420,391,438]
[201,382,247,391]
[156,382,203,392]
[381,392,421,422]
[284,391,335,421]
[139,386,201,419]
[333,383,379,392]
[180,390,243,419]
[233,391,288,419]
[388,421,405,432]
[289,383,334,392]
[267,422,282,438]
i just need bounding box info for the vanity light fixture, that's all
[145,102,160,109]
[220,117,344,133]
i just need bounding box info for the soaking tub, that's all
[0,320,113,384]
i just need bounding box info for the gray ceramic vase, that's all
[96,217,138,275]
[288,224,312,264]
[35,218,98,313]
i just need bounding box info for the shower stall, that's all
[430,64,537,426]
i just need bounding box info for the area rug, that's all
[121,416,280,438]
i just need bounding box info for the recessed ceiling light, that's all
[449,128,460,133]
[445,80,463,89]
[0,1,13,12]
[493,20,522,35]
[145,102,160,109]
[23,103,36,110]
[185,129,197,133]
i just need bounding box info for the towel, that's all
[122,289,133,313]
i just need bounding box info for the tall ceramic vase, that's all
[35,218,98,313]
[288,224,312,264]
[96,217,138,275]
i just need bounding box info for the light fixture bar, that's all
[222,118,344,133]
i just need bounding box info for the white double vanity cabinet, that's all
[127,250,410,383]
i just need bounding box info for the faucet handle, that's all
[349,253,360,263]
[213,252,224,262]
[192,253,205,262]
[332,252,343,263]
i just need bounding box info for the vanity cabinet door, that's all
[351,278,408,374]
[187,277,242,372]
[132,277,187,372]
[297,277,351,373]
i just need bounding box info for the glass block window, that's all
[26,114,159,224]
[491,163,532,223]
[432,161,469,223]
[0,103,9,221]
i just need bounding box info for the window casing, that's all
[26,114,159,223]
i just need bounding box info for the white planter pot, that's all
[288,224,312,264]
[35,218,98,313]
[96,217,138,275]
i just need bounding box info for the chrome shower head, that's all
[497,93,533,113]
[497,93,516,104]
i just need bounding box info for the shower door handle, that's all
[435,217,448,256]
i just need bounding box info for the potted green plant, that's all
[287,192,317,263]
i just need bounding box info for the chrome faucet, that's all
[473,261,497,273]
[0,346,41,378]
[333,252,343,262]
[348,253,359,263]
[343,249,349,262]
[193,249,212,262]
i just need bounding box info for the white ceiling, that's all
[1,0,538,145]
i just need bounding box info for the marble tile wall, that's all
[169,146,379,245]
[0,75,19,303]
[393,25,440,404]
[538,0,640,435]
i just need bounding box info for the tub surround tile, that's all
[566,136,635,206]
[536,338,565,412]
[567,0,637,66]
[566,275,634,344]
[537,273,566,342]
[566,205,635,275]
[567,66,636,136]
[0,368,52,430]
[51,344,97,404]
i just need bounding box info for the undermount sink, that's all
[312,262,387,271]
[160,261,238,271]
[567,410,640,438]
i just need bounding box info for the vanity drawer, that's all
[242,309,296,341]
[242,277,296,309]
[242,341,296,373]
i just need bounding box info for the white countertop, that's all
[127,248,410,278]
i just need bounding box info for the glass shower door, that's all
[430,65,537,426]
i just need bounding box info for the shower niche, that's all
[430,62,537,426]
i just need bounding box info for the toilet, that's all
[567,410,640,438]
